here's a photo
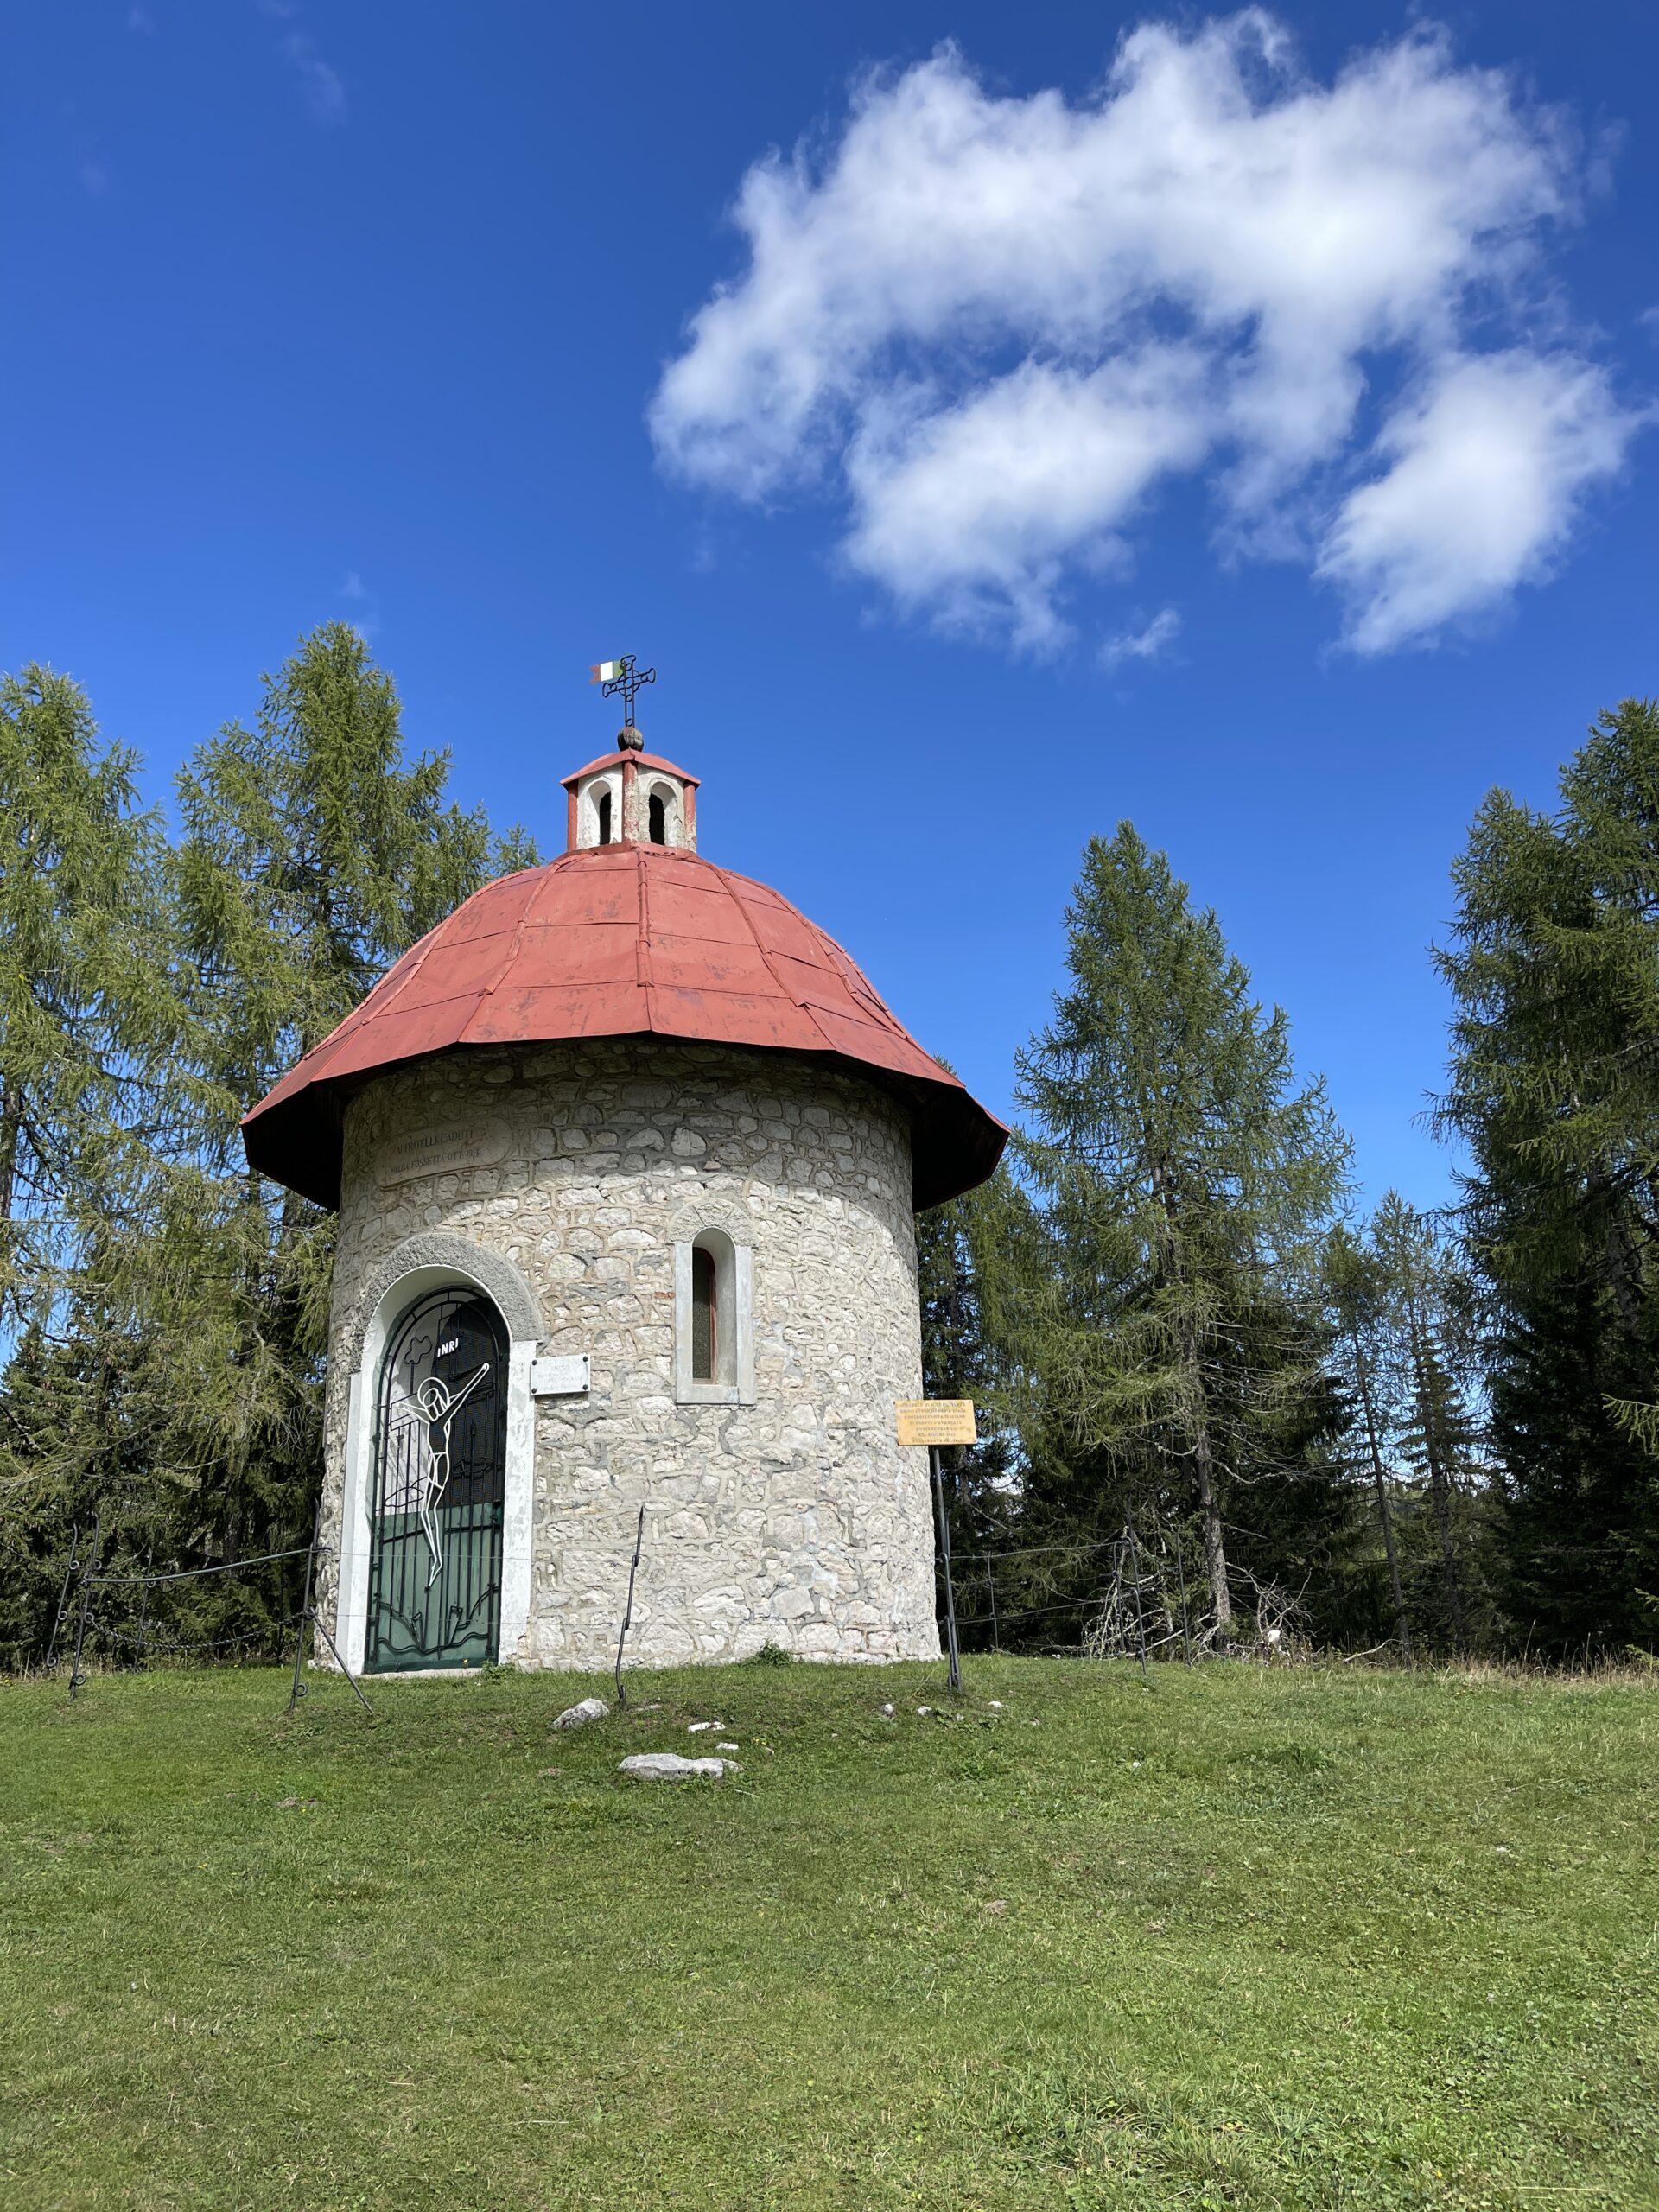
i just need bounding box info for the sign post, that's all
[896,1400,976,1695]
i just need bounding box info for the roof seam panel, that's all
[711,858,842,1062]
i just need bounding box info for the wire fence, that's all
[936,1516,1322,1670]
[52,1507,372,1715]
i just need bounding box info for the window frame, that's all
[673,1228,754,1405]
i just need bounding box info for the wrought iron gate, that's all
[367,1287,507,1672]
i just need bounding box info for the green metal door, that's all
[367,1288,507,1672]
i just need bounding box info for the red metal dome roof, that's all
[242,835,1006,1211]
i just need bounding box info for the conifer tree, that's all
[1436,698,1659,1649]
[1014,826,1349,1641]
[916,1168,1027,1642]
[1370,1194,1491,1651]
[140,624,538,1571]
[1325,1223,1412,1660]
[0,667,171,1329]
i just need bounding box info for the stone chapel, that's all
[242,715,1005,1674]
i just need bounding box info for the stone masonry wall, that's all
[320,1039,940,1667]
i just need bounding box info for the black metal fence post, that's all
[613,1503,645,1710]
[131,1546,154,1672]
[287,1502,321,1716]
[46,1525,79,1672]
[69,1505,102,1700]
[1127,1514,1149,1684]
[931,1446,962,1695]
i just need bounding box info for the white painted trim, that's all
[574,768,624,850]
[672,1228,754,1407]
[339,1370,370,1674]
[734,1243,755,1402]
[338,1260,539,1670]
[499,1337,535,1662]
[643,776,686,848]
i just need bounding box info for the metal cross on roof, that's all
[590,653,656,737]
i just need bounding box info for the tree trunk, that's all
[0,1077,19,1226]
[1604,1204,1646,1349]
[0,1077,21,1318]
[1184,1358,1231,1639]
[1351,1327,1411,1663]
[1402,1287,1468,1653]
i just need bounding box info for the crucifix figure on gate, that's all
[398,1363,491,1586]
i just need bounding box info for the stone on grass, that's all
[716,1739,740,1751]
[687,1719,724,1733]
[619,1753,741,1782]
[551,1696,609,1731]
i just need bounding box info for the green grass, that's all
[2,1657,1655,2211]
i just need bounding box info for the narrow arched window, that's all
[675,1228,752,1405]
[690,1243,717,1381]
[648,792,667,846]
[596,790,612,846]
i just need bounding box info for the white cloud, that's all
[283,33,346,124]
[259,3,346,125]
[1319,353,1635,652]
[652,15,1640,652]
[1101,607,1181,668]
[338,571,378,637]
[845,351,1211,645]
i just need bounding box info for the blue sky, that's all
[6,2,1656,1213]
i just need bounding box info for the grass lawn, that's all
[1,1656,1655,2211]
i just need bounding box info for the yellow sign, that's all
[895,1399,977,1446]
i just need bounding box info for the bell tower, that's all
[562,744,700,853]
[564,651,699,852]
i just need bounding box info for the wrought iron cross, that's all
[591,653,656,731]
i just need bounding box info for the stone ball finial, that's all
[618,724,645,752]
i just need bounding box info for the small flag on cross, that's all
[590,658,625,683]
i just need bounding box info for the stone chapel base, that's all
[316,1039,945,1675]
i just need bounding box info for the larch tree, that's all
[146,622,540,1571]
[1014,825,1350,1642]
[0,669,177,1658]
[0,667,172,1332]
[0,629,542,1659]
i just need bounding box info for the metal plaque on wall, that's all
[894,1399,977,1446]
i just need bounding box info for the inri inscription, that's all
[378,1120,509,1186]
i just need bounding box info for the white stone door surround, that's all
[335,1231,543,1673]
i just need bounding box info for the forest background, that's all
[3,624,1656,1670]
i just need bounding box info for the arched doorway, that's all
[367,1286,508,1671]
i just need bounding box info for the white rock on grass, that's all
[687,1720,724,1733]
[716,1739,740,1751]
[551,1696,609,1731]
[619,1753,741,1782]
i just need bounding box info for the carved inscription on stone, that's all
[378,1120,508,1187]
